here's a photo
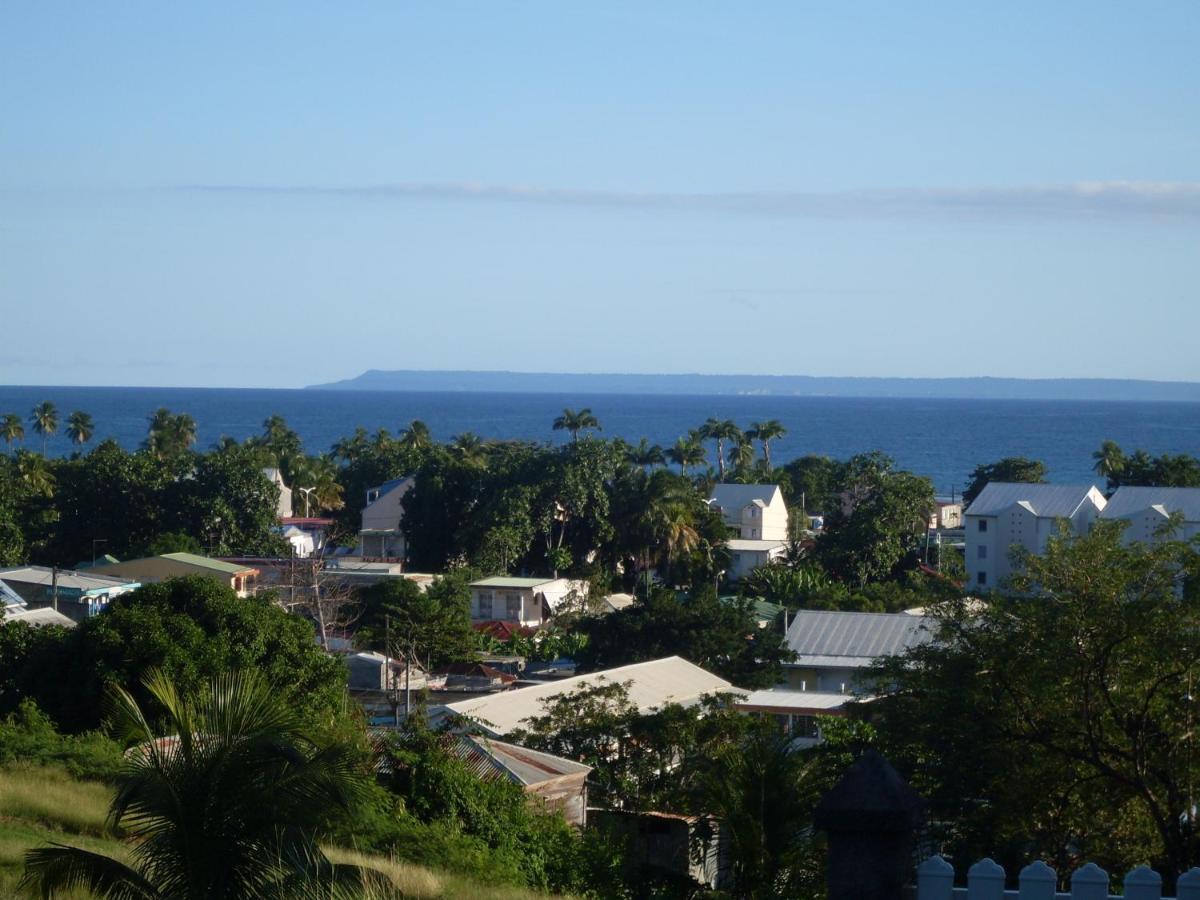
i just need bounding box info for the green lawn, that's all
[0,765,571,900]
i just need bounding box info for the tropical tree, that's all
[962,456,1046,505]
[626,438,665,470]
[1,413,25,454]
[399,419,432,451]
[666,436,706,476]
[451,432,489,467]
[14,450,56,498]
[746,420,787,468]
[1092,440,1126,494]
[29,401,58,456]
[21,669,370,899]
[65,410,95,448]
[701,418,742,482]
[552,408,601,443]
[286,454,345,514]
[144,408,198,460]
[727,437,757,477]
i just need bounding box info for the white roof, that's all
[0,566,139,594]
[1100,486,1200,524]
[726,539,788,552]
[432,656,737,736]
[964,483,1105,519]
[2,606,77,628]
[602,593,637,611]
[734,689,856,713]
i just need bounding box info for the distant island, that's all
[307,370,1200,402]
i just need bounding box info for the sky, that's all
[2,2,1199,388]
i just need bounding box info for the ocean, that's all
[1,385,1199,495]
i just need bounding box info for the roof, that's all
[161,553,257,575]
[785,610,935,668]
[471,576,563,590]
[734,689,856,714]
[366,477,412,502]
[726,539,788,552]
[964,482,1104,519]
[2,606,77,628]
[433,656,737,736]
[602,592,637,612]
[0,566,140,595]
[709,483,783,511]
[0,579,25,608]
[1100,486,1200,523]
[449,735,591,787]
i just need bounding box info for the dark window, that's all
[978,519,988,532]
[977,571,987,585]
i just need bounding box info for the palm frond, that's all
[21,845,160,900]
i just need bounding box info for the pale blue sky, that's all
[2,2,1199,387]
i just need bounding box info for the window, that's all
[505,592,521,620]
[476,591,493,618]
[977,545,987,559]
[976,572,987,585]
[978,519,988,532]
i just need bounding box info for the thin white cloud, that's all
[180,181,1200,221]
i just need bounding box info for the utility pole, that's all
[51,566,59,612]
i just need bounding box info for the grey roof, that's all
[964,482,1103,519]
[709,483,783,511]
[0,566,140,594]
[471,576,563,589]
[1100,486,1200,523]
[450,735,591,787]
[2,606,76,628]
[785,610,935,666]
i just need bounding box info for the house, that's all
[963,483,1107,590]
[357,477,415,560]
[263,468,293,519]
[450,735,592,827]
[0,566,141,622]
[734,689,855,747]
[589,809,731,890]
[428,656,737,737]
[1,578,76,628]
[96,553,260,598]
[933,500,963,530]
[1099,486,1200,544]
[781,609,936,694]
[725,538,788,581]
[708,484,789,541]
[469,576,586,627]
[345,651,428,692]
[278,516,334,558]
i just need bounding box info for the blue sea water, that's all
[1,385,1199,495]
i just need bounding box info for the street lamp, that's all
[298,486,317,517]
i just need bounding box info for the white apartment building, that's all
[1099,486,1200,544]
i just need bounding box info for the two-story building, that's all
[708,484,789,541]
[357,477,414,560]
[469,576,586,627]
[263,467,293,519]
[1099,486,1200,544]
[725,538,788,582]
[963,482,1107,590]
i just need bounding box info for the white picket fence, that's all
[917,855,1200,899]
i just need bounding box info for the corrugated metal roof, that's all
[1100,486,1200,523]
[726,539,788,551]
[0,566,139,593]
[433,656,737,736]
[471,576,562,589]
[449,735,591,787]
[160,553,257,575]
[785,610,935,664]
[709,483,783,511]
[735,689,855,713]
[964,482,1103,518]
[1,606,77,628]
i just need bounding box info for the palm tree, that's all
[666,436,706,476]
[1,413,24,454]
[1092,440,1126,493]
[451,432,488,467]
[746,420,786,468]
[727,438,757,477]
[627,438,666,470]
[22,669,370,899]
[552,407,601,443]
[399,419,432,451]
[15,450,55,497]
[30,401,58,456]
[65,410,95,448]
[145,408,197,460]
[287,454,346,513]
[701,418,742,482]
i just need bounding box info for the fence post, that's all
[917,856,954,900]
[1070,862,1108,900]
[967,858,1005,900]
[1176,868,1200,900]
[1017,860,1056,900]
[1123,865,1161,900]
[814,750,926,900]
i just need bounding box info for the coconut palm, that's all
[746,420,786,468]
[666,436,706,476]
[22,669,370,899]
[627,438,666,470]
[451,432,489,467]
[30,401,58,456]
[287,454,345,513]
[552,408,601,443]
[15,450,55,497]
[399,419,432,451]
[727,437,757,477]
[65,410,95,448]
[701,418,742,482]
[1,413,24,454]
[145,408,198,460]
[1092,440,1126,493]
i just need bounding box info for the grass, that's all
[0,765,573,900]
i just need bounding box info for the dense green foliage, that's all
[961,455,1047,505]
[1093,439,1200,493]
[353,572,476,668]
[0,700,123,782]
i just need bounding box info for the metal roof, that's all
[471,576,563,589]
[160,553,256,575]
[726,539,788,552]
[1100,486,1200,523]
[964,482,1104,519]
[450,735,591,787]
[734,689,856,713]
[1,606,77,628]
[0,566,140,595]
[432,656,737,736]
[709,483,783,511]
[785,610,935,666]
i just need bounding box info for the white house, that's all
[357,476,415,560]
[708,484,789,541]
[725,538,788,582]
[469,576,586,627]
[963,482,1107,590]
[1099,486,1200,544]
[263,468,293,519]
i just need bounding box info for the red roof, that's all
[280,517,335,526]
[472,620,538,641]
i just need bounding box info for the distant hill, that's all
[306,370,1200,402]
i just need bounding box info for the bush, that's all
[0,700,123,782]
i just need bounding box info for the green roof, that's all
[470,576,561,589]
[160,553,253,575]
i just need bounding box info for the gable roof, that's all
[709,483,783,511]
[159,553,256,575]
[471,576,564,590]
[432,656,736,736]
[1100,486,1200,523]
[785,609,935,668]
[450,735,591,787]
[366,477,412,503]
[964,482,1104,519]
